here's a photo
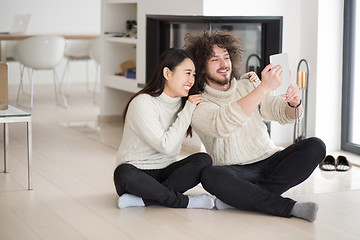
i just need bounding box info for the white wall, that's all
[297,0,343,151]
[314,0,343,151]
[296,0,344,152]
[299,0,319,141]
[0,0,101,86]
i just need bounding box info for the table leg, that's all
[27,120,32,190]
[3,122,7,173]
[0,40,6,63]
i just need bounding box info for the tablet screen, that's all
[270,53,291,96]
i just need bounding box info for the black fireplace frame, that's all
[146,15,283,82]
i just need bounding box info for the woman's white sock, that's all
[187,194,215,209]
[215,198,235,210]
[118,193,145,209]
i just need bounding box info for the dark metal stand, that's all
[294,59,309,143]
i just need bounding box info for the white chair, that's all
[61,39,91,94]
[14,35,67,108]
[88,37,101,103]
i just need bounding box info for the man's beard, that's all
[205,69,231,86]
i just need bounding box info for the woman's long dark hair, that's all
[122,48,197,137]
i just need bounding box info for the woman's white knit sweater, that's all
[191,74,296,166]
[116,92,196,170]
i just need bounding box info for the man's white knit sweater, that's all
[116,92,196,170]
[191,74,296,166]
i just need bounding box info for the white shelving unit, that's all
[100,0,141,118]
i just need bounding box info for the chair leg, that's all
[86,60,90,92]
[17,64,27,95]
[54,69,68,108]
[92,63,100,104]
[20,63,25,94]
[29,69,34,108]
[16,65,25,105]
[61,59,71,96]
[53,69,59,103]
[17,66,34,109]
[25,67,32,97]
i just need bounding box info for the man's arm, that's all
[236,64,282,115]
[239,64,303,121]
[192,100,251,138]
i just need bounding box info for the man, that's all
[184,31,325,222]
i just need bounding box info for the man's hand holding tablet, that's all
[270,53,291,96]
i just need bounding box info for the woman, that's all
[114,48,214,209]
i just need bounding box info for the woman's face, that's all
[163,58,196,98]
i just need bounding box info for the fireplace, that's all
[146,15,283,81]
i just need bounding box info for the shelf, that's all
[103,74,140,93]
[105,36,137,45]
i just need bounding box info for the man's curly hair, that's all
[184,31,245,93]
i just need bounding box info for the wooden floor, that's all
[1,83,360,240]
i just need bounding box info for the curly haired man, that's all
[184,31,326,222]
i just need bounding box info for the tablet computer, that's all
[270,53,291,96]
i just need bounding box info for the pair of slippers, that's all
[319,155,352,171]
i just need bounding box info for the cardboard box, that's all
[0,62,9,110]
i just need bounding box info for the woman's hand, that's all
[248,72,260,82]
[188,94,204,105]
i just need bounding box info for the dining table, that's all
[0,33,99,62]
